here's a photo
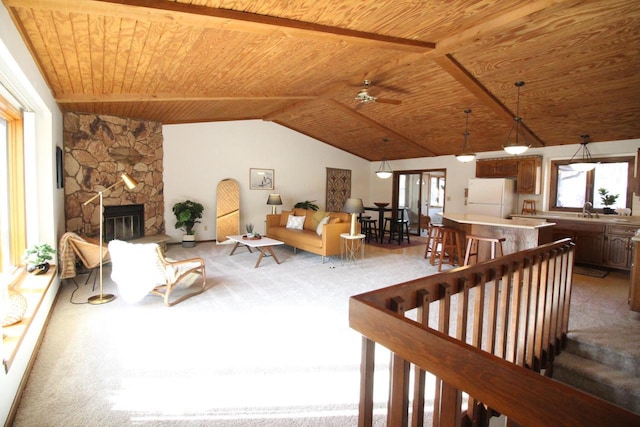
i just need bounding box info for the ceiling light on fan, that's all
[355,80,401,106]
[456,109,476,163]
[503,81,531,155]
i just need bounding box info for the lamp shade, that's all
[375,160,392,179]
[376,138,393,179]
[266,194,282,205]
[456,109,476,163]
[342,198,365,214]
[570,162,597,172]
[502,82,530,156]
[503,144,530,155]
[569,135,598,172]
[121,172,138,190]
[343,198,364,236]
[456,153,476,163]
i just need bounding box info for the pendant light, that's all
[569,134,598,172]
[456,109,476,163]
[503,81,531,155]
[376,138,392,179]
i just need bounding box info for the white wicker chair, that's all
[108,239,206,306]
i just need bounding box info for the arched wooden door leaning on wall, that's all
[216,178,240,243]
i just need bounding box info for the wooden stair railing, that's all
[349,239,640,427]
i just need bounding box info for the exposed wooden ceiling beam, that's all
[433,54,545,147]
[345,0,574,85]
[55,93,316,103]
[328,99,437,157]
[5,0,435,52]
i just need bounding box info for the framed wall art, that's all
[250,168,274,190]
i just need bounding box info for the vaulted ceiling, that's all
[4,0,640,161]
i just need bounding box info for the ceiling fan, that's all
[354,80,402,106]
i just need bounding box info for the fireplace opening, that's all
[103,204,144,242]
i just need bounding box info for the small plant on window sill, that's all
[598,188,619,214]
[23,243,56,275]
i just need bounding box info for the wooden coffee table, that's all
[226,235,284,268]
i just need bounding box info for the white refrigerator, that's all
[467,178,517,218]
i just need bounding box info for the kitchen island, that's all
[440,213,556,260]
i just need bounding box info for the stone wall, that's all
[63,112,164,238]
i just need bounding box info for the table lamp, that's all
[343,198,364,236]
[266,194,282,214]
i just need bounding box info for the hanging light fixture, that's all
[503,81,531,155]
[456,109,476,163]
[376,138,392,179]
[569,134,598,172]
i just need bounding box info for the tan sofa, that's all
[266,208,355,262]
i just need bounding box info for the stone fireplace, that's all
[63,112,165,238]
[103,204,144,242]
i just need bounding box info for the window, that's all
[550,156,634,212]
[0,92,26,273]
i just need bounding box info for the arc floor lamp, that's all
[83,172,138,305]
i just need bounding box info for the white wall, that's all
[164,120,639,243]
[372,139,639,217]
[163,120,370,241]
[0,3,63,425]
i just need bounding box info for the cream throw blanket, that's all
[58,232,83,279]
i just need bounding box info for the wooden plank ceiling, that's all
[3,0,640,161]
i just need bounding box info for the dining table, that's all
[363,205,394,243]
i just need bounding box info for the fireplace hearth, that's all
[103,204,144,242]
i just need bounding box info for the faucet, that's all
[581,201,598,218]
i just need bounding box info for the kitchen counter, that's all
[511,212,640,226]
[441,213,555,261]
[442,213,555,229]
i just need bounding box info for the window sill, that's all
[2,265,56,373]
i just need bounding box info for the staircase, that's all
[552,326,640,414]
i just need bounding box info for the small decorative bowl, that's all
[374,202,389,208]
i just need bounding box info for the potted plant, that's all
[245,223,260,239]
[294,200,319,211]
[23,243,56,274]
[172,200,205,247]
[598,188,619,214]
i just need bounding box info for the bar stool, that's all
[522,199,537,215]
[384,207,411,245]
[424,223,443,259]
[429,226,463,271]
[359,218,378,243]
[463,234,506,266]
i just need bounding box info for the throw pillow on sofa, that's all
[279,210,292,227]
[316,216,330,236]
[286,215,305,230]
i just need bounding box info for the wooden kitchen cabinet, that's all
[551,220,605,266]
[575,232,606,265]
[476,159,518,178]
[475,156,542,194]
[516,156,542,194]
[603,224,636,269]
[551,220,637,270]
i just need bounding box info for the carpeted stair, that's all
[552,327,640,414]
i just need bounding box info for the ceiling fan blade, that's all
[375,98,402,105]
[375,83,410,94]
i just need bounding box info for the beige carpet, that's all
[13,241,446,426]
